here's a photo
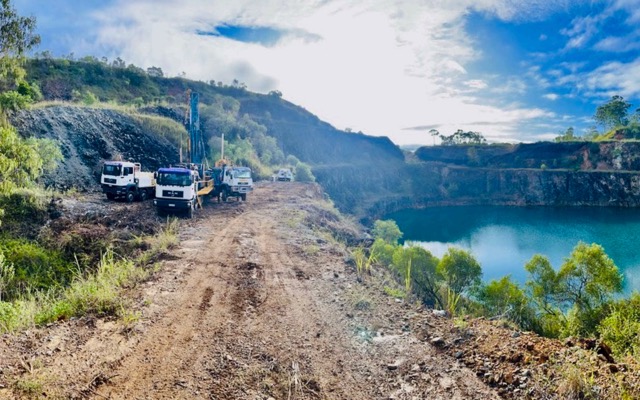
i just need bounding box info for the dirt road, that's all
[0,183,498,399]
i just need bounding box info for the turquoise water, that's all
[386,206,640,292]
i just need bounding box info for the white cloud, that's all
[594,35,640,53]
[560,13,607,50]
[543,93,559,101]
[76,0,584,145]
[464,79,488,90]
[614,0,640,24]
[580,58,640,98]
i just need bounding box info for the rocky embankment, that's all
[317,141,640,221]
[374,164,640,218]
[9,105,180,190]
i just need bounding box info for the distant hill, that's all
[24,58,404,168]
[19,58,640,219]
[17,58,407,215]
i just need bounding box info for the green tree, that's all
[372,219,402,244]
[429,129,439,146]
[594,95,632,129]
[477,275,538,331]
[294,163,315,182]
[525,255,560,316]
[556,242,622,312]
[0,0,41,122]
[0,126,61,224]
[286,154,300,167]
[439,130,487,146]
[392,246,442,307]
[525,243,623,336]
[438,247,482,294]
[146,66,163,77]
[555,127,577,142]
[370,238,395,266]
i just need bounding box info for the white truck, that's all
[212,165,253,201]
[101,161,156,202]
[153,166,201,217]
[276,168,294,181]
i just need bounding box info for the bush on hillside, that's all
[294,162,315,182]
[0,238,72,300]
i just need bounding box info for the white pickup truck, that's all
[101,161,156,202]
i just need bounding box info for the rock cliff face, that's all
[333,141,640,220]
[360,164,640,221]
[9,106,179,190]
[416,141,640,171]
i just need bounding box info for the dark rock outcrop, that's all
[10,106,180,190]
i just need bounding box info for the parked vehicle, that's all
[101,161,155,202]
[276,168,294,182]
[211,163,253,201]
[153,167,201,217]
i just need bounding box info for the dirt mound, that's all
[9,105,180,191]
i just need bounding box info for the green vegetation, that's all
[294,162,315,182]
[371,219,402,244]
[554,96,640,142]
[595,95,634,129]
[439,129,487,146]
[363,218,640,363]
[0,126,62,208]
[438,247,482,295]
[21,54,308,180]
[0,218,180,332]
[129,112,187,149]
[0,0,41,122]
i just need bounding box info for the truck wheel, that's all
[241,193,247,201]
[126,191,135,203]
[187,204,194,219]
[106,193,115,200]
[222,189,228,202]
[139,190,147,202]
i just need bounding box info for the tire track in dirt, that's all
[94,209,251,398]
[0,183,506,399]
[89,183,499,399]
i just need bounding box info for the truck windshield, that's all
[103,165,121,176]
[157,173,192,186]
[235,169,252,179]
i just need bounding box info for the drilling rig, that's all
[153,91,214,217]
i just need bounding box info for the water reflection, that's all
[387,206,640,292]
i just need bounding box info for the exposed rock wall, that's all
[416,141,640,171]
[10,106,180,191]
[319,163,640,222]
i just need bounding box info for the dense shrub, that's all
[597,293,640,357]
[0,238,72,300]
[294,162,315,182]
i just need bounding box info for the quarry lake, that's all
[386,206,640,292]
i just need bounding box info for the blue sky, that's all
[13,0,640,145]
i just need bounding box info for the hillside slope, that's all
[9,105,180,190]
[25,58,404,168]
[19,58,406,214]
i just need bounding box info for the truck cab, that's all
[153,167,199,217]
[101,161,155,202]
[211,165,253,201]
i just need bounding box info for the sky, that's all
[13,0,640,146]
